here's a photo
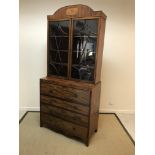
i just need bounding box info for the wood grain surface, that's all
[40,4,106,146]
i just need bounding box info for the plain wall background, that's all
[19,0,135,113]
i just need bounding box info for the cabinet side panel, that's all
[95,17,106,83]
[40,79,43,127]
[94,82,101,131]
[88,82,101,138]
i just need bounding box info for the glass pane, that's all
[71,19,98,81]
[48,64,68,77]
[73,19,98,36]
[48,20,69,77]
[49,37,68,50]
[49,21,69,36]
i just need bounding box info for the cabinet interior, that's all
[47,18,99,82]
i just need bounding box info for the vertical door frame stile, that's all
[68,18,74,79]
[93,17,100,83]
[47,20,49,76]
[67,19,72,79]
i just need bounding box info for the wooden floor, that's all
[19,112,134,155]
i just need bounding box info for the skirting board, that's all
[99,108,135,114]
[20,107,40,111]
[19,107,135,114]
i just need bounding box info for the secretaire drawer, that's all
[41,103,88,127]
[41,113,88,142]
[40,81,90,105]
[40,95,89,115]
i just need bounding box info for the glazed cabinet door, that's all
[47,20,70,77]
[71,18,99,82]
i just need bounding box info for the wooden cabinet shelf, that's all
[50,49,68,52]
[40,4,106,146]
[73,35,97,38]
[49,35,69,37]
[50,62,68,66]
[72,64,95,69]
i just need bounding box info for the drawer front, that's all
[40,82,90,105]
[41,95,89,115]
[41,103,88,127]
[41,113,88,142]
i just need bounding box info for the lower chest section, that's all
[40,78,101,146]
